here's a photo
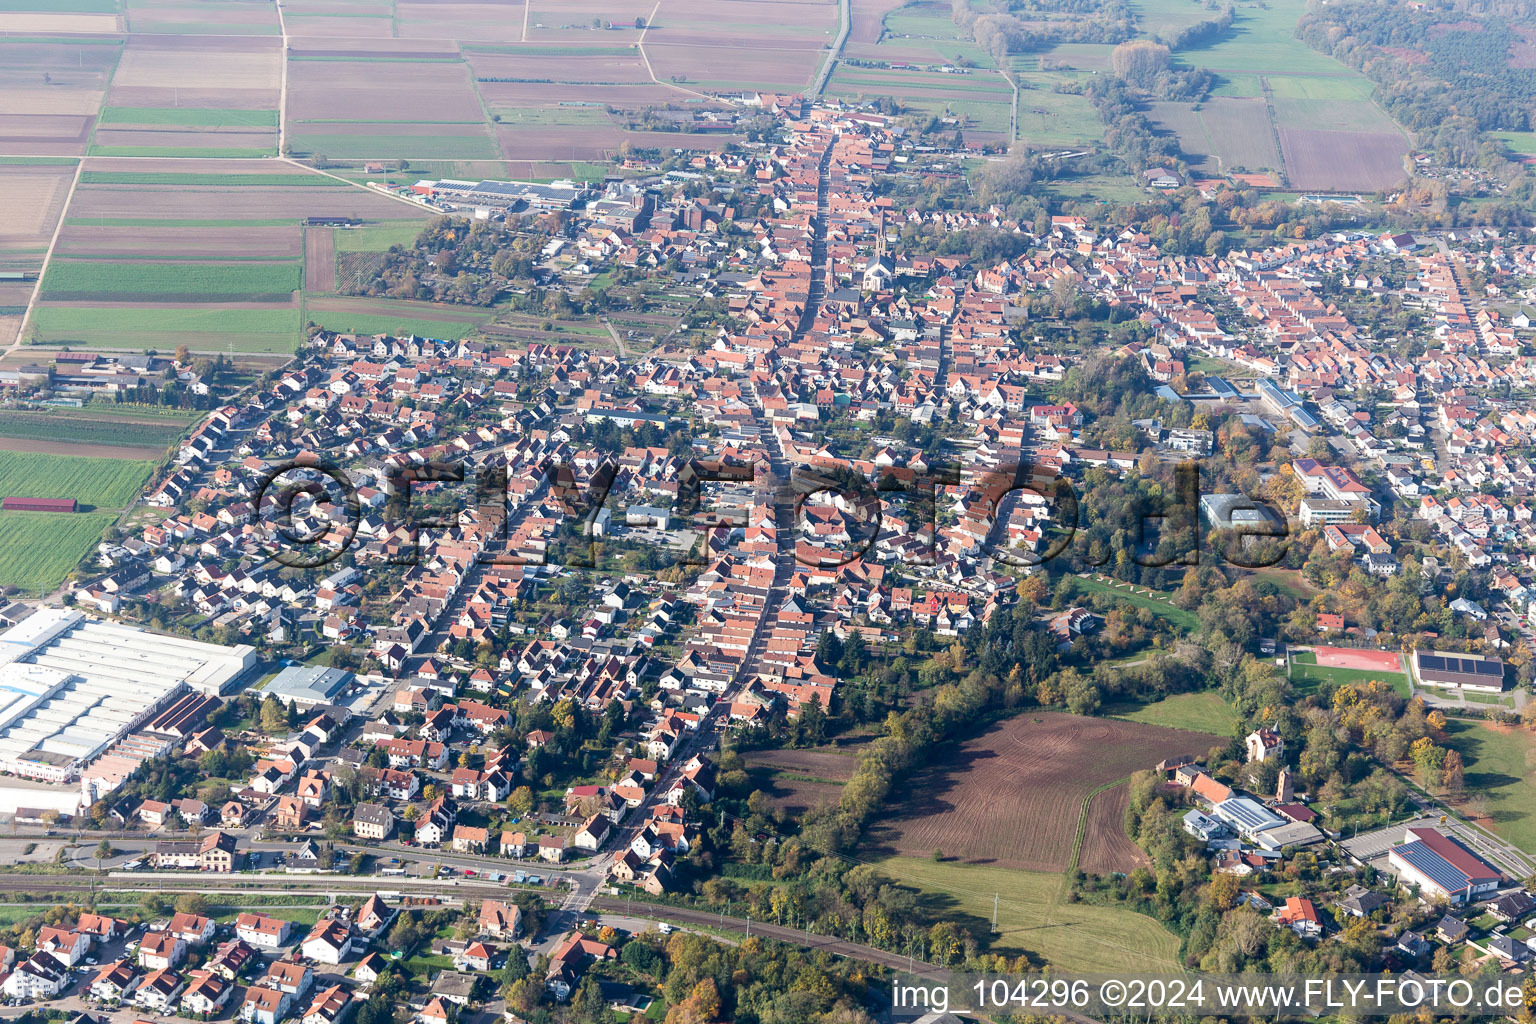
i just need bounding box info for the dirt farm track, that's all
[869,712,1222,873]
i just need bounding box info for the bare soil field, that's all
[287,59,487,123]
[0,169,75,252]
[0,436,165,461]
[0,12,121,33]
[495,124,625,160]
[0,41,117,121]
[284,15,397,37]
[0,115,93,153]
[477,82,681,107]
[851,0,898,41]
[57,224,303,260]
[396,2,528,39]
[867,713,1219,872]
[287,37,461,58]
[126,0,279,33]
[109,41,282,109]
[70,185,430,222]
[305,225,336,292]
[644,42,824,89]
[1077,782,1147,875]
[467,51,654,84]
[1279,127,1409,190]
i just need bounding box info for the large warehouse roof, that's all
[0,610,257,781]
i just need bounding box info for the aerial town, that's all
[0,91,1534,1024]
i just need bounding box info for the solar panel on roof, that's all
[1395,841,1472,894]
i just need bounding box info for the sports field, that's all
[1288,650,1411,698]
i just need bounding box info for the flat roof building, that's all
[0,610,255,788]
[261,665,354,708]
[1412,650,1505,693]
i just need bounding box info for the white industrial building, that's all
[0,609,256,788]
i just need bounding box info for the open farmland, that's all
[41,260,300,302]
[0,39,117,155]
[0,449,153,509]
[0,408,187,452]
[30,304,303,352]
[0,165,76,263]
[124,0,279,35]
[107,38,281,109]
[1147,97,1280,174]
[1077,783,1147,875]
[0,512,119,593]
[867,713,1220,872]
[394,1,527,40]
[832,1,1014,145]
[1279,128,1408,190]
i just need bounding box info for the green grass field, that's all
[291,133,499,159]
[42,261,300,301]
[99,107,279,127]
[1174,0,1354,74]
[1067,575,1200,631]
[1493,131,1536,156]
[334,223,425,253]
[873,856,1181,973]
[1112,691,1237,735]
[0,450,153,508]
[31,306,301,350]
[1443,720,1536,855]
[1288,651,1411,698]
[304,309,488,340]
[0,513,117,592]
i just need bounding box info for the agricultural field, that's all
[123,0,279,35]
[1278,127,1409,191]
[0,408,189,451]
[91,105,278,158]
[834,0,1013,146]
[1077,782,1147,875]
[33,162,431,352]
[1146,97,1279,175]
[866,712,1220,872]
[0,38,118,156]
[1137,0,1411,189]
[286,52,498,160]
[40,260,300,301]
[872,856,1182,973]
[107,38,281,110]
[1443,720,1536,855]
[0,449,153,508]
[0,512,119,593]
[29,305,303,352]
